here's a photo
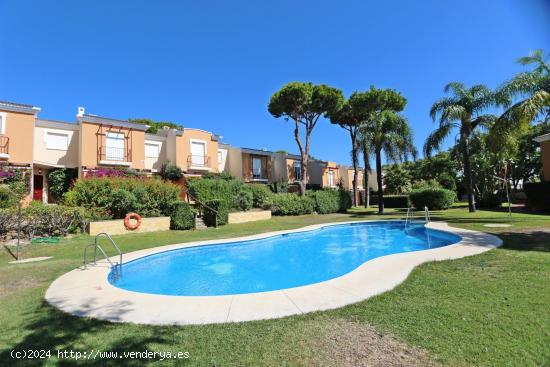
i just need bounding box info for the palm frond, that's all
[423,122,453,157]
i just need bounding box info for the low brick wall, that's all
[228,210,271,224]
[88,216,170,236]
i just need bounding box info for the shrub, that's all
[47,168,78,201]
[203,199,230,226]
[269,180,288,193]
[0,185,15,209]
[369,194,410,208]
[187,176,245,209]
[0,208,17,238]
[159,163,183,181]
[524,182,550,212]
[67,177,180,219]
[170,201,194,230]
[409,188,456,210]
[246,184,273,209]
[271,193,314,216]
[309,189,351,214]
[236,190,253,211]
[476,192,504,208]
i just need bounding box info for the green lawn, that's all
[0,206,549,366]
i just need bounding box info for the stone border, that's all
[45,220,501,325]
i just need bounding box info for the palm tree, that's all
[498,49,550,127]
[425,82,499,212]
[361,110,416,214]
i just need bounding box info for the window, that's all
[145,143,160,158]
[45,131,69,150]
[252,157,263,179]
[293,161,301,181]
[105,132,125,161]
[217,150,223,165]
[190,141,206,166]
[327,170,335,187]
[0,112,6,135]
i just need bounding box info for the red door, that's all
[33,175,43,201]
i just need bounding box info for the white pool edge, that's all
[45,220,502,325]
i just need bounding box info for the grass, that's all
[0,205,549,366]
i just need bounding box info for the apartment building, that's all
[0,99,377,203]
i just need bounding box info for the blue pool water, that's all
[108,221,460,296]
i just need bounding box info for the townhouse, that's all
[0,99,377,203]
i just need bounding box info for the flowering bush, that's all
[85,168,140,178]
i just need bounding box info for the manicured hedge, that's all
[271,193,314,216]
[187,176,244,210]
[524,182,550,212]
[66,177,180,219]
[203,199,230,226]
[369,194,409,208]
[170,201,194,230]
[237,190,253,211]
[409,188,456,210]
[308,189,351,214]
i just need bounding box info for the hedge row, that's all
[271,193,315,215]
[308,189,351,214]
[409,188,456,210]
[65,177,180,219]
[368,194,409,208]
[524,182,550,212]
[0,204,93,239]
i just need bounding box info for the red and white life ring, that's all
[124,212,142,230]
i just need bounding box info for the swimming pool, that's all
[108,221,460,296]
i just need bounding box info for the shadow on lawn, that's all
[0,302,177,366]
[497,231,550,252]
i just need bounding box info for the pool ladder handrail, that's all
[83,232,123,269]
[424,206,431,223]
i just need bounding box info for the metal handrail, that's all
[187,155,211,168]
[424,206,431,223]
[83,232,123,269]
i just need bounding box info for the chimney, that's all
[77,106,85,117]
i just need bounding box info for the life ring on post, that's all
[124,213,142,230]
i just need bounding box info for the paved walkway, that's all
[45,221,501,325]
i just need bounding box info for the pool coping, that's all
[45,220,502,325]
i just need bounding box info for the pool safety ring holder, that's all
[124,213,142,230]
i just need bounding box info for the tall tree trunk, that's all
[350,128,359,207]
[364,168,370,208]
[461,128,476,212]
[376,149,384,214]
[293,118,307,196]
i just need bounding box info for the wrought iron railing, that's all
[0,135,9,155]
[98,146,131,162]
[187,155,211,168]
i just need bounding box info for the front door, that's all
[33,175,43,201]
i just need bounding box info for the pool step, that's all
[194,216,208,230]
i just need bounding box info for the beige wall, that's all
[225,146,243,178]
[542,140,550,181]
[0,109,34,164]
[321,162,340,188]
[144,136,166,172]
[33,124,79,168]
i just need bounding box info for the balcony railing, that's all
[187,155,211,168]
[98,146,132,163]
[251,168,269,181]
[0,135,8,155]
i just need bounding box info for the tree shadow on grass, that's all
[0,301,179,366]
[496,231,550,252]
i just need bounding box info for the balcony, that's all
[187,155,211,170]
[98,146,132,166]
[0,135,9,159]
[251,168,269,182]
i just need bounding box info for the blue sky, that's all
[1,0,549,165]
